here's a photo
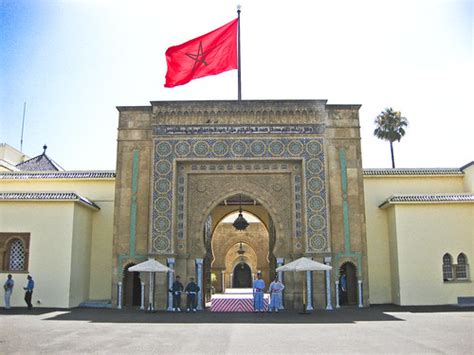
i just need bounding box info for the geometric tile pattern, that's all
[152,137,327,254]
[9,239,26,271]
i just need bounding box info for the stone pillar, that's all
[195,258,203,311]
[306,270,313,311]
[221,270,225,293]
[324,256,333,311]
[230,273,233,288]
[335,280,340,308]
[276,258,284,282]
[358,279,363,308]
[140,281,145,310]
[167,258,175,311]
[277,258,285,309]
[117,281,122,309]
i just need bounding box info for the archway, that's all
[203,193,276,302]
[340,262,358,306]
[232,263,252,288]
[123,263,141,307]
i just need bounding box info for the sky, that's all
[1,0,472,170]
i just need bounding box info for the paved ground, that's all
[1,305,473,354]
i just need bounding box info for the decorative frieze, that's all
[151,137,328,255]
[153,124,325,136]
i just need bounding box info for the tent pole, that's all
[148,272,153,311]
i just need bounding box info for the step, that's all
[457,296,474,307]
[79,300,112,308]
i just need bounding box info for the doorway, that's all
[123,264,141,307]
[340,262,358,306]
[232,263,252,288]
[203,193,275,298]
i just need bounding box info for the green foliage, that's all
[373,107,408,168]
[373,107,408,143]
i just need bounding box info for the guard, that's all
[185,277,200,312]
[169,275,184,312]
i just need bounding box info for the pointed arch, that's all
[456,253,468,279]
[442,253,453,281]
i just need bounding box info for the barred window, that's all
[456,253,468,279]
[9,239,26,271]
[0,233,30,272]
[442,253,453,281]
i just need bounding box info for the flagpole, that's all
[237,5,242,101]
[20,102,27,152]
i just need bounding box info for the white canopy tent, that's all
[276,257,332,313]
[276,257,332,272]
[128,258,173,311]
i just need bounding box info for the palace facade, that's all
[0,100,472,309]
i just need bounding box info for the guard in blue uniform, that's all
[253,272,266,312]
[23,275,34,310]
[169,275,184,312]
[185,277,200,312]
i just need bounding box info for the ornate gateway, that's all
[113,100,368,310]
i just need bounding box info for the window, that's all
[0,233,30,272]
[443,252,470,282]
[442,253,453,281]
[9,239,26,270]
[456,253,468,279]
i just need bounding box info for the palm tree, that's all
[373,107,408,168]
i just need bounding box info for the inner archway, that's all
[202,193,276,302]
[232,262,252,288]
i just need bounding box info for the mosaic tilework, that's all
[152,138,327,254]
[176,161,302,251]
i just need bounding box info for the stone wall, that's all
[113,100,368,309]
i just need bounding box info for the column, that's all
[140,281,145,310]
[276,258,284,282]
[306,270,313,311]
[335,280,340,308]
[117,281,122,309]
[358,279,363,308]
[276,258,285,309]
[167,258,175,311]
[221,270,225,293]
[324,256,333,310]
[195,258,204,311]
[230,273,233,288]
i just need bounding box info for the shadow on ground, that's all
[1,304,472,324]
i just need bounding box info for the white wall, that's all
[394,204,474,305]
[69,204,93,307]
[0,202,74,308]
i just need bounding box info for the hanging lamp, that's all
[232,195,249,231]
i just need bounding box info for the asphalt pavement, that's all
[1,305,473,354]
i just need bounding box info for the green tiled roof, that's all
[0,171,116,180]
[379,193,474,208]
[364,168,463,176]
[0,192,100,209]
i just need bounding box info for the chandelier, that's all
[232,195,249,231]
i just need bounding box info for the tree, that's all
[373,107,408,168]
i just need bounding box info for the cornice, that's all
[0,192,100,210]
[150,100,330,116]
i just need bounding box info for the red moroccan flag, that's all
[164,19,238,88]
